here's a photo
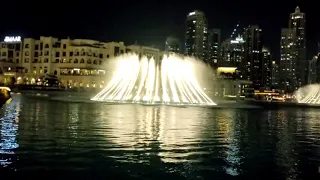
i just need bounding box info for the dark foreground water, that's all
[0,95,320,179]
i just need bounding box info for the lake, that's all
[0,95,319,179]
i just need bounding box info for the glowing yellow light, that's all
[217,67,237,74]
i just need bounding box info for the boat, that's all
[0,86,12,106]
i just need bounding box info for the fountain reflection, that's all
[104,105,206,164]
[0,97,21,170]
[274,110,299,180]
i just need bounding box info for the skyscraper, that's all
[280,28,296,92]
[271,61,279,88]
[308,56,318,84]
[185,10,208,62]
[220,35,244,74]
[262,47,272,88]
[208,29,220,67]
[165,36,180,53]
[243,25,263,89]
[289,6,307,87]
[279,6,306,92]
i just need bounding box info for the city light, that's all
[188,12,195,16]
[4,36,21,42]
[217,67,237,74]
[230,36,244,44]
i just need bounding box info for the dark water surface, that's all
[0,95,320,179]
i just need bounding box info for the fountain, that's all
[91,53,216,106]
[295,84,320,104]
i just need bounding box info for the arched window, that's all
[74,59,78,63]
[93,60,97,64]
[45,44,49,48]
[54,70,57,75]
[80,59,85,63]
[75,50,79,56]
[88,49,92,56]
[81,49,85,56]
[24,44,30,48]
[87,59,92,64]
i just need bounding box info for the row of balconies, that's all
[23,58,103,65]
[24,51,105,58]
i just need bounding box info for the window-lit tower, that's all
[289,6,307,87]
[208,29,220,67]
[243,25,263,89]
[185,10,208,63]
[271,61,279,88]
[280,28,296,92]
[262,47,272,88]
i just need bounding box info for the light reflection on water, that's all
[0,97,21,170]
[2,96,320,179]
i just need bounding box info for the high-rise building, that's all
[289,6,307,87]
[262,47,272,88]
[165,36,180,53]
[279,6,306,92]
[208,29,220,67]
[271,61,279,88]
[220,35,245,78]
[243,25,263,89]
[185,10,208,62]
[280,28,296,92]
[308,56,318,84]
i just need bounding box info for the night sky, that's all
[2,0,318,60]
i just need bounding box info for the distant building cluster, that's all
[182,7,309,93]
[0,6,313,95]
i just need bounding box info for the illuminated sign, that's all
[4,36,21,42]
[231,36,244,44]
[4,73,15,76]
[188,12,195,16]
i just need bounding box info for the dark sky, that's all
[1,0,318,60]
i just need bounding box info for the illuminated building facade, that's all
[208,29,220,67]
[271,61,279,88]
[308,56,318,84]
[0,36,24,85]
[220,35,245,78]
[21,37,125,88]
[279,7,306,92]
[0,36,133,88]
[262,47,272,88]
[185,10,208,63]
[289,6,307,87]
[243,25,263,89]
[165,36,180,53]
[280,28,296,92]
